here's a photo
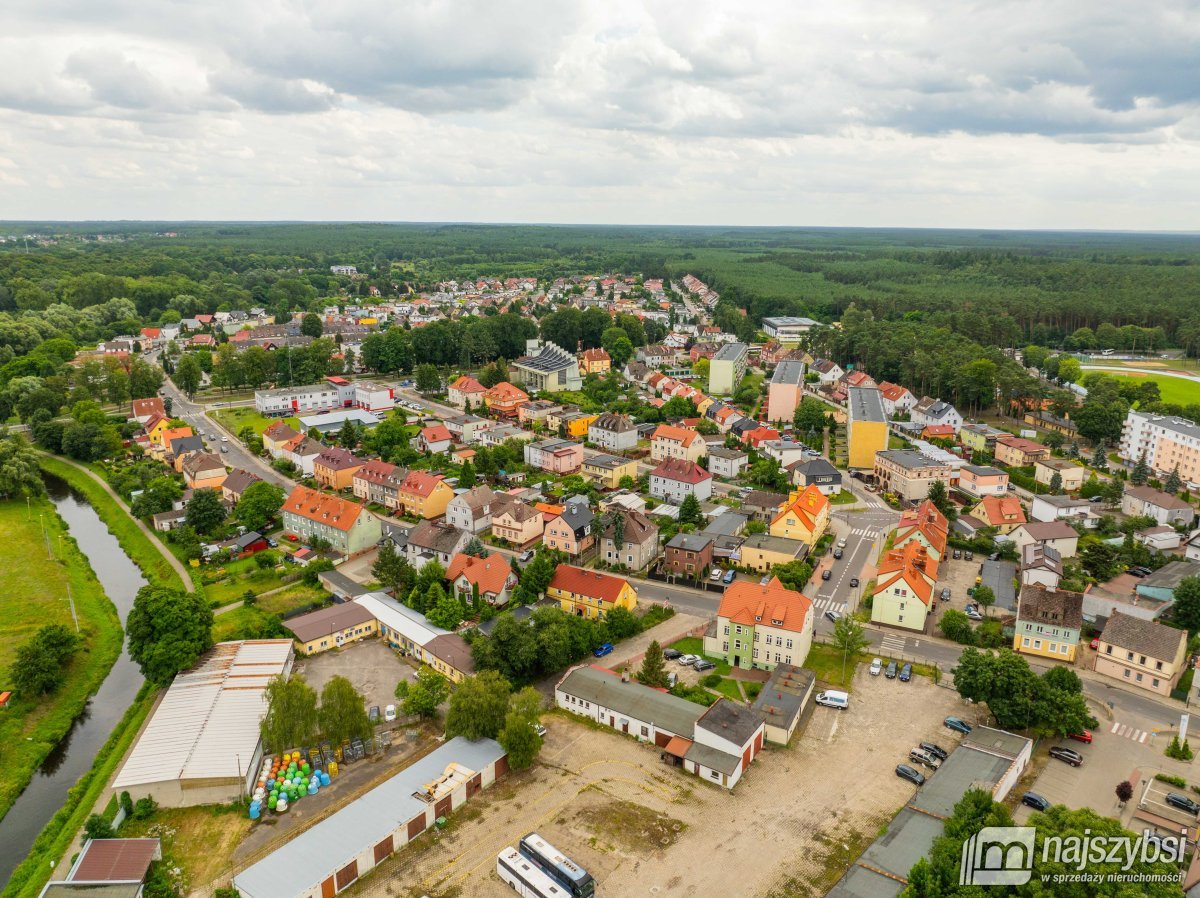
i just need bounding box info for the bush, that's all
[83,814,114,841]
[639,604,675,631]
[745,682,762,701]
[1166,736,1195,761]
[1155,772,1187,787]
[132,795,158,820]
[701,672,722,688]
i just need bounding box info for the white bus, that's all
[497,847,568,898]
[518,832,595,898]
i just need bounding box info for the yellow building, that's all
[547,566,637,621]
[583,453,640,490]
[286,603,378,655]
[769,485,830,546]
[847,387,889,470]
[562,412,599,439]
[1012,584,1082,664]
[738,534,808,573]
[578,348,612,375]
[394,470,454,519]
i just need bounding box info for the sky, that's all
[1,0,1198,229]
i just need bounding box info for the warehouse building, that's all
[233,738,507,898]
[111,640,294,807]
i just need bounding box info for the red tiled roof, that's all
[449,375,486,393]
[131,397,165,418]
[876,541,938,605]
[976,495,1027,526]
[652,424,699,447]
[484,381,529,403]
[354,458,397,484]
[549,565,631,603]
[282,485,365,531]
[398,470,447,497]
[718,577,811,634]
[651,457,711,484]
[771,485,829,529]
[445,553,514,597]
[420,424,452,444]
[580,348,611,362]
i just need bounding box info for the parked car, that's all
[944,716,973,735]
[693,659,716,672]
[518,550,534,563]
[850,577,860,588]
[384,704,396,722]
[1089,495,1105,503]
[1068,730,1093,743]
[710,567,724,581]
[667,672,678,688]
[821,569,832,581]
[837,538,847,549]
[952,549,962,559]
[939,587,951,601]
[722,568,737,585]
[1166,793,1200,816]
[833,548,844,560]
[814,690,849,709]
[899,663,913,682]
[1048,746,1084,767]
[677,654,700,666]
[965,608,984,622]
[964,551,974,561]
[824,610,840,623]
[663,648,683,660]
[266,538,278,548]
[533,722,547,738]
[220,446,228,453]
[1022,792,1051,812]
[895,764,926,786]
[869,657,883,676]
[1089,637,1100,649]
[369,705,381,723]
[909,747,941,770]
[1127,568,1149,578]
[593,642,614,657]
[919,742,948,761]
[885,660,898,679]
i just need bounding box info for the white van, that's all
[814,690,849,710]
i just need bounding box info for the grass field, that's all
[805,642,863,690]
[210,407,301,436]
[0,497,124,821]
[1085,371,1200,406]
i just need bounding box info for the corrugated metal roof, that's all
[354,592,448,647]
[234,738,504,898]
[113,641,293,789]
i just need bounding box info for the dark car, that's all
[850,577,860,588]
[895,764,926,786]
[944,716,972,735]
[368,705,380,724]
[1022,792,1051,812]
[964,551,974,561]
[919,742,949,761]
[899,663,913,682]
[833,548,844,560]
[1127,568,1149,578]
[885,660,898,679]
[1048,746,1083,767]
[693,659,716,672]
[952,549,962,559]
[822,569,832,581]
[1166,793,1200,816]
[518,550,534,562]
[593,642,614,657]
[662,648,683,660]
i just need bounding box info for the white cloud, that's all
[0,0,1197,227]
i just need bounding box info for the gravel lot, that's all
[348,664,970,898]
[293,639,417,713]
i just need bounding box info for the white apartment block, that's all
[1119,410,1200,489]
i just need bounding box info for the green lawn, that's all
[711,678,744,701]
[805,642,863,690]
[829,489,857,505]
[200,557,294,606]
[209,407,301,436]
[0,497,124,821]
[1085,371,1200,407]
[668,637,732,675]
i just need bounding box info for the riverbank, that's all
[0,497,124,821]
[36,454,190,592]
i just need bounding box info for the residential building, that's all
[281,486,382,556]
[406,519,469,570]
[847,386,888,470]
[1032,458,1084,492]
[957,464,1009,499]
[1030,493,1100,528]
[742,490,787,522]
[787,457,842,495]
[810,358,844,384]
[1121,484,1195,527]
[761,316,818,343]
[512,340,583,392]
[355,593,475,682]
[708,342,748,395]
[738,534,808,572]
[490,494,544,548]
[180,452,227,490]
[1188,530,1200,562]
[131,396,166,424]
[445,552,517,607]
[523,438,584,474]
[1024,410,1078,438]
[1020,544,1063,589]
[1012,584,1082,662]
[393,471,455,519]
[583,453,639,490]
[554,666,764,789]
[637,344,674,368]
[415,424,452,455]
[262,421,300,456]
[893,500,949,561]
[1119,409,1200,489]
[707,446,749,479]
[447,375,487,410]
[874,449,954,503]
[704,577,813,671]
[313,447,364,491]
[482,381,530,418]
[544,501,596,556]
[1094,610,1188,697]
[871,541,938,632]
[663,533,714,577]
[517,399,561,427]
[958,422,1008,455]
[752,664,816,745]
[598,509,659,571]
[444,414,491,444]
[445,485,497,534]
[994,436,1049,468]
[220,468,261,506]
[560,411,598,439]
[286,603,378,656]
[649,457,713,503]
[352,459,400,506]
[478,423,534,447]
[973,495,1027,535]
[769,485,829,547]
[765,360,807,424]
[650,424,705,462]
[588,413,638,452]
[280,434,324,476]
[547,566,637,620]
[877,382,917,418]
[911,397,963,431]
[1010,521,1079,558]
[578,347,612,375]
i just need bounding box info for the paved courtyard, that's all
[293,638,418,713]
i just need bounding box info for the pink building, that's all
[765,360,806,424]
[523,438,584,474]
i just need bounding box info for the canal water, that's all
[0,475,147,883]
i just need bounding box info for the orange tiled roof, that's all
[652,424,699,447]
[484,381,529,403]
[282,485,365,532]
[445,553,514,597]
[718,577,811,634]
[449,375,486,393]
[876,541,937,605]
[398,471,447,497]
[771,485,829,529]
[419,424,452,444]
[549,565,631,603]
[976,495,1027,526]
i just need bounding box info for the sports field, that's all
[210,406,301,435]
[1089,371,1200,406]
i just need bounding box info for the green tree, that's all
[831,617,870,683]
[318,675,373,745]
[605,605,641,640]
[972,584,996,617]
[84,814,115,841]
[259,674,319,751]
[1056,356,1082,384]
[236,481,285,532]
[938,609,976,645]
[1165,466,1183,494]
[426,587,465,629]
[0,436,47,498]
[126,585,214,686]
[300,312,324,339]
[185,487,227,535]
[1048,471,1063,494]
[1091,442,1109,471]
[365,413,411,462]
[400,667,449,719]
[11,624,78,695]
[636,640,669,687]
[445,670,512,740]
[678,492,704,527]
[1131,451,1151,486]
[130,475,183,519]
[1171,577,1200,633]
[372,542,416,595]
[415,363,441,393]
[926,478,955,521]
[497,686,544,770]
[173,353,202,398]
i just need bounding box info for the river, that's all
[0,474,147,883]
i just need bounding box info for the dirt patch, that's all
[571,792,687,854]
[124,804,253,894]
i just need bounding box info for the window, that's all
[1136,673,1143,682]
[753,649,759,658]
[1127,651,1134,661]
[724,625,730,635]
[1140,655,1147,665]
[1156,660,1163,671]
[1105,645,1112,655]
[765,635,773,646]
[641,726,649,737]
[1034,640,1042,650]
[1153,678,1161,688]
[722,642,728,651]
[735,626,743,635]
[1022,637,1030,647]
[786,639,793,649]
[1124,669,1131,679]
[774,653,781,663]
[1060,644,1068,655]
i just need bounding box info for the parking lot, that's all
[349,664,971,898]
[929,555,987,629]
[293,639,417,714]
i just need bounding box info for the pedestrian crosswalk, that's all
[813,596,847,615]
[880,634,907,655]
[1111,721,1151,743]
